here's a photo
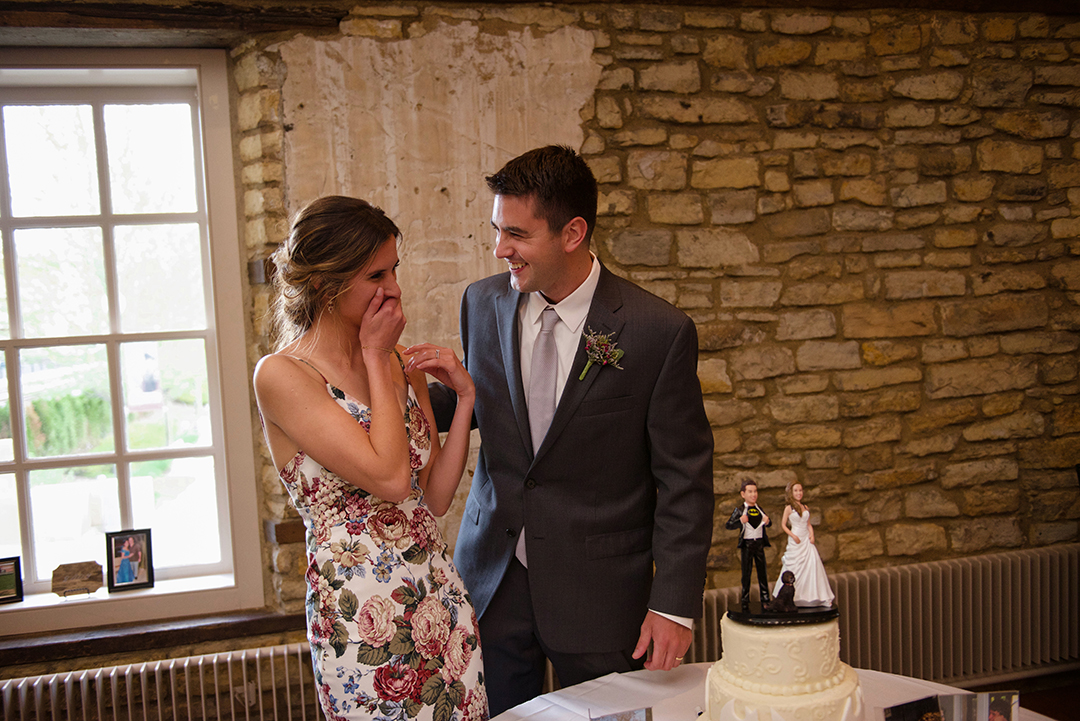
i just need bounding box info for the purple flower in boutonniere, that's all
[579,328,625,381]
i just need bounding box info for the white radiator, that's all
[3,545,1078,719]
[686,544,1080,686]
[1,643,324,721]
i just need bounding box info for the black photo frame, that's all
[106,529,154,592]
[0,557,22,604]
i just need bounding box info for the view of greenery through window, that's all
[0,88,224,590]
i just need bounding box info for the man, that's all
[725,479,771,609]
[434,145,714,715]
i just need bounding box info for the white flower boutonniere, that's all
[579,328,625,381]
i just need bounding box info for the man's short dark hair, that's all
[485,145,598,243]
[740,479,758,492]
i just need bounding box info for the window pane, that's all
[123,339,211,450]
[29,465,119,579]
[0,473,19,559]
[131,456,219,568]
[0,364,11,462]
[16,227,109,337]
[105,104,197,214]
[21,344,113,458]
[3,105,100,218]
[0,242,10,341]
[115,224,207,332]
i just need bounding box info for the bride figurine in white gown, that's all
[772,481,835,607]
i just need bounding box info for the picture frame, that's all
[105,529,154,592]
[0,557,23,604]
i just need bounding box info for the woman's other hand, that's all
[403,343,474,400]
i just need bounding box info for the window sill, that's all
[0,607,305,668]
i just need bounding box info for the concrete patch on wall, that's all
[277,21,601,348]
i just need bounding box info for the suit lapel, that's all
[532,266,626,462]
[494,282,533,453]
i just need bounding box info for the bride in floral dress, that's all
[254,196,487,721]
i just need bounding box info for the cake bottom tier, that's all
[706,662,865,721]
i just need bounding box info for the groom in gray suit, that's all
[433,145,714,715]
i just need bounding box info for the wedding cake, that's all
[705,612,865,721]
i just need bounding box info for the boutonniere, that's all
[579,327,625,380]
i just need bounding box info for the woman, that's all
[254,196,487,721]
[772,481,834,607]
[116,537,135,584]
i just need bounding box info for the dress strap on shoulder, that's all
[286,355,329,383]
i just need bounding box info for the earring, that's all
[327,300,335,314]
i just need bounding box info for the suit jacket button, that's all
[505,528,515,537]
[525,478,536,489]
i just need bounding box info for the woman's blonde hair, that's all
[270,196,400,349]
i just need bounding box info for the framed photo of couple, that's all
[106,529,154,592]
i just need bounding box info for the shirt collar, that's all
[525,254,601,333]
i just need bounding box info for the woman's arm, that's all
[806,505,816,544]
[404,343,475,516]
[781,504,800,543]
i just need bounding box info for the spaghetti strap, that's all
[286,355,329,383]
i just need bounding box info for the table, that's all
[493,663,1055,721]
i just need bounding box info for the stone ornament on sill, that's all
[52,561,103,597]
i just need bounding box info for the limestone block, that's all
[778,70,840,100]
[981,392,1024,417]
[952,175,995,202]
[782,280,865,306]
[482,6,578,28]
[833,366,922,392]
[972,269,1046,296]
[685,11,737,29]
[999,331,1079,355]
[926,356,1039,399]
[598,189,635,216]
[698,357,733,394]
[940,294,1049,336]
[647,193,703,224]
[1052,218,1080,239]
[729,344,796,380]
[720,280,782,307]
[992,110,1071,139]
[906,487,961,517]
[340,17,402,38]
[839,177,888,206]
[834,206,894,231]
[598,66,634,90]
[907,398,979,433]
[627,150,686,189]
[942,458,1020,489]
[589,155,623,183]
[1019,436,1080,468]
[963,410,1046,441]
[778,375,831,396]
[971,65,1033,107]
[596,95,623,128]
[862,233,924,252]
[887,524,947,555]
[791,179,834,207]
[884,270,966,299]
[777,309,836,340]
[861,340,919,366]
[920,146,973,176]
[762,240,819,263]
[951,517,1023,553]
[962,486,1021,515]
[796,340,861,371]
[838,529,884,561]
[756,40,812,67]
[899,432,960,457]
[842,302,936,338]
[638,96,756,124]
[1050,403,1080,436]
[1034,65,1080,87]
[869,24,923,55]
[890,181,948,208]
[607,229,672,266]
[924,250,972,268]
[933,16,978,45]
[1051,260,1080,290]
[713,427,741,454]
[982,17,1017,42]
[764,208,831,237]
[1041,355,1078,385]
[843,416,903,448]
[1029,522,1079,545]
[676,228,759,267]
[703,35,749,69]
[893,71,965,101]
[921,338,968,363]
[885,103,936,128]
[939,105,982,125]
[639,61,701,93]
[814,40,865,64]
[690,157,760,189]
[704,399,756,426]
[1049,163,1080,189]
[709,189,758,224]
[775,424,842,449]
[768,395,840,424]
[788,256,843,281]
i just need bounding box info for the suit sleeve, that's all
[725,505,743,530]
[645,316,715,619]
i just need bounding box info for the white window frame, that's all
[0,47,261,634]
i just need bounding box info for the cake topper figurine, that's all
[725,478,771,610]
[772,480,835,607]
[766,571,797,613]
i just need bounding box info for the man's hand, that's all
[631,611,693,671]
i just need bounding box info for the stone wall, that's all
[235,3,1080,607]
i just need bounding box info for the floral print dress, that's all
[278,372,487,721]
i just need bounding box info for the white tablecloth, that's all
[493,663,1054,721]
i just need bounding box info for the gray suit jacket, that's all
[446,265,714,654]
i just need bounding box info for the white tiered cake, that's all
[705,612,864,721]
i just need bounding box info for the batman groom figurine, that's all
[430,145,714,716]
[726,478,771,609]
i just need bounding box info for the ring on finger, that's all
[435,349,440,360]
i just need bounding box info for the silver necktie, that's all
[528,306,559,454]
